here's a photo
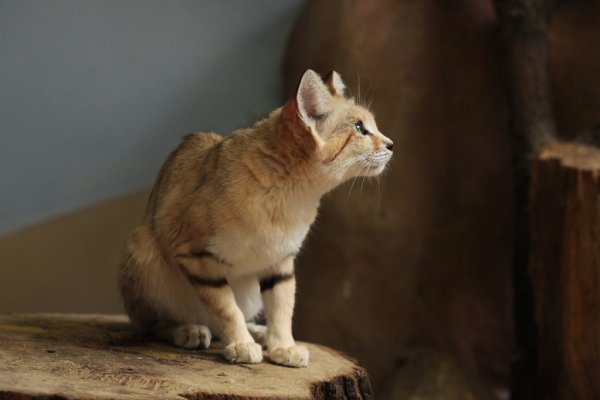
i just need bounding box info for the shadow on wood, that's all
[0,314,372,400]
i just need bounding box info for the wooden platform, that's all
[0,314,372,399]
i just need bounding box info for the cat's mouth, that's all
[365,153,392,170]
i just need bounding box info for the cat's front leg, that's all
[260,257,309,368]
[182,261,262,364]
[195,282,262,363]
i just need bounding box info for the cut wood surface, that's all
[0,314,372,400]
[530,142,600,399]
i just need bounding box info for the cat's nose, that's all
[386,141,394,152]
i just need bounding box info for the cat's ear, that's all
[296,69,333,125]
[324,71,346,97]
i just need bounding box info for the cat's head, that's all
[286,69,393,184]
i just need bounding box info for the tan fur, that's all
[119,69,393,367]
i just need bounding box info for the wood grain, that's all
[0,314,372,400]
[494,0,558,397]
[530,142,600,399]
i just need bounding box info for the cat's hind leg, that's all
[152,323,212,349]
[119,224,214,350]
[246,322,267,347]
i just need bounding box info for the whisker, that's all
[327,156,364,180]
[356,69,361,105]
[356,162,370,198]
[365,85,382,111]
[345,160,369,203]
[359,170,368,198]
[345,74,355,99]
[345,170,361,203]
[379,174,382,202]
[327,156,359,171]
[366,94,375,111]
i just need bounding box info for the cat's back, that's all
[146,131,223,218]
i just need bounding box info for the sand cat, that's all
[119,69,393,367]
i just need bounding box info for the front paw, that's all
[223,342,263,364]
[268,344,309,368]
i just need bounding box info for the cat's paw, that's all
[173,324,211,349]
[223,342,263,364]
[268,344,309,368]
[247,323,268,347]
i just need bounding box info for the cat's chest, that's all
[209,205,317,273]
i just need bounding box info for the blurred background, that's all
[0,0,302,311]
[2,1,600,399]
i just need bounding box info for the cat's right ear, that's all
[296,69,333,127]
[324,71,347,97]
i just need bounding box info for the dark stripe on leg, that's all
[191,249,215,258]
[188,274,228,288]
[191,249,233,267]
[260,273,294,293]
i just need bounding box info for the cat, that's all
[118,69,393,367]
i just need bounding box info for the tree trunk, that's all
[530,142,600,400]
[494,0,557,397]
[0,314,372,400]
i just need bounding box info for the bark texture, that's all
[0,314,372,400]
[530,143,600,400]
[494,0,557,397]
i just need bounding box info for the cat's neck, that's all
[238,110,335,200]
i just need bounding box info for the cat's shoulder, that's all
[182,131,224,150]
[159,131,224,176]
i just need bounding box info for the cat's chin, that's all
[342,162,388,180]
[365,163,388,176]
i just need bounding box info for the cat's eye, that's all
[355,120,370,135]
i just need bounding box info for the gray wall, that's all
[0,0,304,235]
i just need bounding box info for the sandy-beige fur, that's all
[118,69,393,367]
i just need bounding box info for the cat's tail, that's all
[118,224,165,330]
[119,224,206,331]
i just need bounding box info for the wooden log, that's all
[530,142,600,399]
[0,314,372,400]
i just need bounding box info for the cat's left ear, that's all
[324,71,346,97]
[296,69,333,127]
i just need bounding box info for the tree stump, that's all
[530,142,600,399]
[0,314,372,400]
